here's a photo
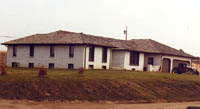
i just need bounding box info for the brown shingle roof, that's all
[126,39,194,58]
[2,30,194,58]
[2,30,117,48]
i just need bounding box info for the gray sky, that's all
[0,0,200,56]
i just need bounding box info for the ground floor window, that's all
[89,65,94,69]
[29,63,34,68]
[68,64,74,69]
[102,66,106,70]
[12,62,18,68]
[49,63,54,69]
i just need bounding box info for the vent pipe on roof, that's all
[124,26,128,40]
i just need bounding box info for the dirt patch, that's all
[0,79,200,102]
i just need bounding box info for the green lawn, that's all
[2,68,200,81]
[0,68,200,102]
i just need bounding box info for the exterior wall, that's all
[161,55,192,73]
[110,50,144,71]
[144,54,162,72]
[7,45,85,69]
[192,60,200,72]
[110,50,126,70]
[85,46,111,69]
[124,51,144,71]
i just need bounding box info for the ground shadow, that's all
[186,106,200,109]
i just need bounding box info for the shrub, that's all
[78,67,84,75]
[1,65,7,76]
[38,65,47,78]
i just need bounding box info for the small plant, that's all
[1,65,7,76]
[78,67,84,77]
[38,65,47,78]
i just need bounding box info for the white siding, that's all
[111,50,145,71]
[7,45,85,69]
[144,54,162,72]
[110,50,125,69]
[124,51,144,70]
[85,46,111,69]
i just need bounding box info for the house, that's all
[2,30,194,73]
[0,51,7,66]
[111,39,193,73]
[192,57,200,72]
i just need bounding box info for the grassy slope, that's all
[0,68,200,102]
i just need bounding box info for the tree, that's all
[1,65,7,76]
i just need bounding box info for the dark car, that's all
[172,63,199,75]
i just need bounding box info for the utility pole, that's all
[124,26,128,40]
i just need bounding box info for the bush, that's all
[78,67,84,75]
[38,65,47,78]
[0,65,7,76]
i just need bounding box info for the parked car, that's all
[172,63,199,75]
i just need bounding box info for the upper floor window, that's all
[130,51,139,66]
[30,45,34,57]
[50,45,55,57]
[69,45,74,57]
[89,46,95,62]
[102,47,107,63]
[13,45,17,57]
[148,57,154,65]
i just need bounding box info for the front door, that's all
[162,58,171,73]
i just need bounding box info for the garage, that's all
[173,60,190,69]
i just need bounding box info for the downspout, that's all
[160,55,163,72]
[84,45,87,69]
[109,48,112,69]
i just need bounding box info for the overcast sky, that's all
[0,0,200,56]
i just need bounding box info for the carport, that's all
[161,56,191,73]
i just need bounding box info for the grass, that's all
[0,68,200,102]
[4,68,200,80]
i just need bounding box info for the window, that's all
[89,46,95,62]
[50,45,55,57]
[49,63,54,69]
[102,66,106,70]
[148,57,154,65]
[130,51,139,65]
[132,68,136,71]
[89,65,94,69]
[29,63,34,68]
[102,47,107,63]
[13,45,17,57]
[69,45,74,57]
[68,64,74,69]
[178,63,186,68]
[30,45,34,57]
[12,62,18,68]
